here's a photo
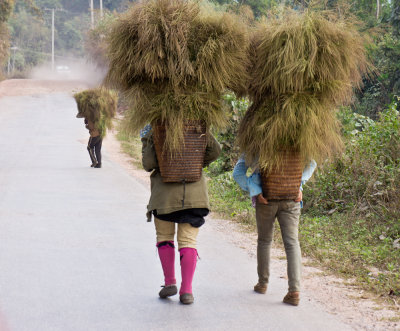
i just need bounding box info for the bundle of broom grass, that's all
[74,88,117,138]
[238,10,369,171]
[105,0,249,151]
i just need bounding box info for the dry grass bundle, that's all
[188,10,249,94]
[104,0,249,150]
[105,0,199,91]
[238,10,368,171]
[0,23,9,66]
[122,83,227,151]
[238,93,343,170]
[105,0,248,91]
[74,88,117,138]
[248,11,368,104]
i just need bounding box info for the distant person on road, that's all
[141,124,221,305]
[233,156,316,306]
[85,118,102,168]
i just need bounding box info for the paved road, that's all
[0,93,353,331]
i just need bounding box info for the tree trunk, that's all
[376,0,380,20]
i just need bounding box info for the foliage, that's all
[208,93,249,174]
[8,8,50,67]
[0,0,14,22]
[238,10,368,173]
[85,12,116,69]
[105,0,249,152]
[0,0,13,71]
[0,22,9,67]
[206,169,256,227]
[392,0,400,37]
[355,32,400,119]
[304,101,400,220]
[300,214,400,297]
[61,0,127,13]
[74,88,118,138]
[116,120,143,168]
[211,0,274,18]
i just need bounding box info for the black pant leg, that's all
[87,137,97,164]
[94,137,102,164]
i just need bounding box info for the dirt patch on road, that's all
[0,79,89,97]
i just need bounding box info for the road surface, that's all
[0,93,353,330]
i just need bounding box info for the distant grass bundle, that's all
[105,0,249,150]
[238,11,368,171]
[74,88,117,138]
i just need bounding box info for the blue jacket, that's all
[233,157,317,198]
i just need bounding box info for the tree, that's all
[391,0,400,36]
[0,0,15,22]
[211,0,275,18]
[8,8,50,67]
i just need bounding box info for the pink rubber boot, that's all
[157,241,176,286]
[179,247,197,295]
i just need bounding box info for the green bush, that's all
[301,100,400,297]
[355,32,400,119]
[208,93,248,175]
[304,100,400,220]
[206,169,255,226]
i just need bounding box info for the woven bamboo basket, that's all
[153,121,207,183]
[261,150,303,200]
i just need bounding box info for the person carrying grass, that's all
[233,155,316,306]
[74,88,117,169]
[141,125,221,305]
[84,118,102,168]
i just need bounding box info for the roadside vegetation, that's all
[116,127,143,169]
[301,102,400,299]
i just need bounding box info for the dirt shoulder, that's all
[2,79,399,330]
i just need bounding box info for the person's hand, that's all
[294,189,302,202]
[257,193,268,205]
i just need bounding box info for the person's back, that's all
[233,156,316,306]
[142,128,221,304]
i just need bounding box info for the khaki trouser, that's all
[256,200,302,292]
[154,218,199,250]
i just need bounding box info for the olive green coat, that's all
[141,131,221,221]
